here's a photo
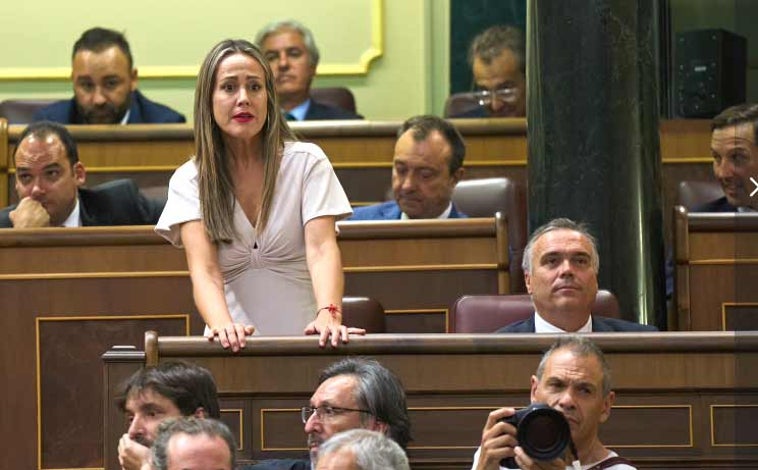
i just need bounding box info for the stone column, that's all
[527,0,666,327]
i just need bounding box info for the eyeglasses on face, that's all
[472,87,520,106]
[300,405,371,423]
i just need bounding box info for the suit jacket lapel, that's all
[591,316,613,332]
[381,203,402,219]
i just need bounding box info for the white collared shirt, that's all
[534,311,593,333]
[60,198,81,227]
[401,202,453,220]
[119,109,131,125]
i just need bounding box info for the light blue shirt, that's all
[285,99,312,121]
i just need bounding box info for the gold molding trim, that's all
[384,308,449,332]
[260,408,307,451]
[607,404,693,448]
[332,162,392,169]
[318,0,384,75]
[0,0,383,81]
[721,302,758,331]
[36,314,190,470]
[661,157,712,164]
[258,404,693,451]
[220,408,244,451]
[710,404,758,447]
[39,467,103,470]
[1,266,497,280]
[0,271,189,281]
[79,165,184,173]
[384,308,447,315]
[343,263,497,273]
[690,259,758,265]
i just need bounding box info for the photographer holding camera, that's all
[471,336,635,470]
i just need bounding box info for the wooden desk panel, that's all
[673,209,758,331]
[0,218,506,470]
[100,332,758,470]
[1,119,711,207]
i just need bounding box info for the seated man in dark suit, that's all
[498,218,657,333]
[255,20,363,121]
[698,102,758,212]
[349,115,467,220]
[33,27,185,125]
[664,103,758,299]
[246,357,411,470]
[0,121,164,228]
[451,25,526,119]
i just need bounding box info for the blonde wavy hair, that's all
[193,39,295,243]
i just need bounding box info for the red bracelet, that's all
[316,303,341,319]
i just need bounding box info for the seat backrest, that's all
[444,92,480,118]
[677,180,724,210]
[450,289,620,333]
[452,177,528,293]
[341,296,385,333]
[0,99,56,124]
[310,87,357,114]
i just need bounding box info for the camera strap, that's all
[584,456,634,470]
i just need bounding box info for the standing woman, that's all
[156,39,360,349]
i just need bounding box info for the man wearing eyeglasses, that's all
[451,25,527,119]
[246,357,411,470]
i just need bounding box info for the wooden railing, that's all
[673,208,758,331]
[0,217,508,470]
[100,331,758,470]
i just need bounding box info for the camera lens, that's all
[517,407,570,460]
[499,404,571,468]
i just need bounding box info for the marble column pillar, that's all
[527,0,666,327]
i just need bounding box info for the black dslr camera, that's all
[499,403,572,468]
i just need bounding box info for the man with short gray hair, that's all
[472,336,636,469]
[316,429,410,470]
[497,218,657,333]
[150,417,236,470]
[255,20,362,120]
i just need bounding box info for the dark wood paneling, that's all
[1,120,715,253]
[673,210,758,331]
[0,219,506,470]
[102,332,758,470]
[39,317,188,469]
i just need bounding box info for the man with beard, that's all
[256,20,363,121]
[349,115,467,220]
[246,357,411,470]
[472,336,636,470]
[33,27,184,124]
[116,361,220,470]
[0,121,164,228]
[497,218,657,333]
